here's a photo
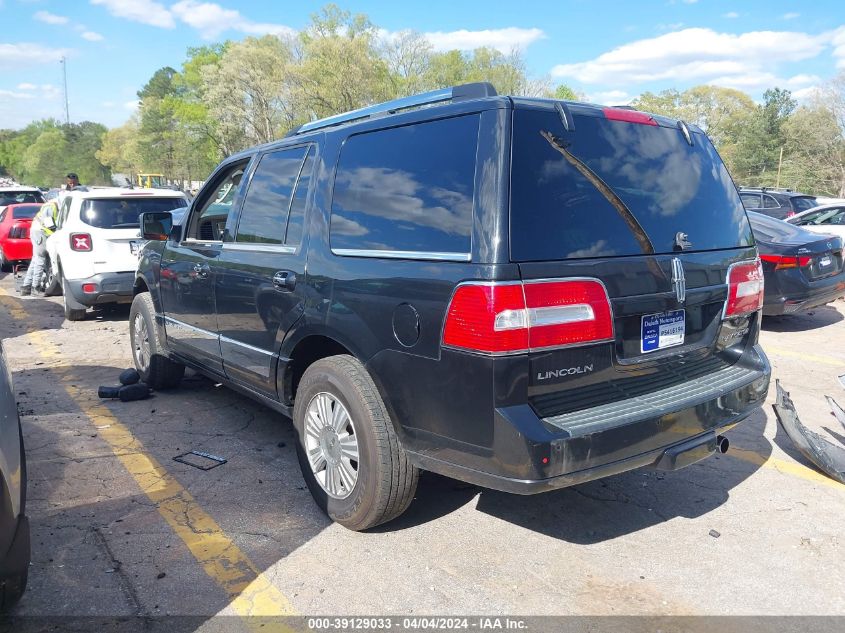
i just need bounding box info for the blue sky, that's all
[2,0,844,130]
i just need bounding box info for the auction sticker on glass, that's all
[641,310,685,353]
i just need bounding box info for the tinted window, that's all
[792,196,818,212]
[740,194,761,209]
[10,204,41,219]
[331,115,479,254]
[748,211,821,244]
[0,190,44,205]
[285,147,315,245]
[236,147,308,245]
[763,195,780,208]
[80,197,187,229]
[510,108,754,261]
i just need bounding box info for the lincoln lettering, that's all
[537,365,594,381]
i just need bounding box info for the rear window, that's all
[748,211,816,242]
[510,108,754,261]
[0,191,44,206]
[791,196,818,212]
[330,114,479,256]
[80,197,187,229]
[11,204,41,219]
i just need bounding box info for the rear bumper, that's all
[763,272,845,315]
[67,272,135,306]
[401,345,770,494]
[0,239,31,261]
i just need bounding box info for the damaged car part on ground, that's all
[129,83,772,530]
[772,380,845,485]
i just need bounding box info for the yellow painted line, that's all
[0,289,296,621]
[728,447,845,490]
[764,345,845,368]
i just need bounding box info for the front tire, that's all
[0,570,28,612]
[293,355,418,531]
[129,293,184,389]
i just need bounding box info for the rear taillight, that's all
[9,225,28,239]
[724,259,765,318]
[443,279,614,354]
[760,254,811,270]
[70,233,92,251]
[603,107,658,126]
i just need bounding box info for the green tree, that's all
[21,128,68,186]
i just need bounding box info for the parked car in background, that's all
[786,203,845,240]
[131,83,770,531]
[738,187,818,219]
[0,203,42,272]
[45,188,188,320]
[0,341,30,611]
[0,187,44,210]
[748,211,845,315]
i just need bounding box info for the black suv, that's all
[131,84,770,530]
[739,187,818,219]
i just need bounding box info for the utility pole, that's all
[776,146,784,189]
[60,56,70,125]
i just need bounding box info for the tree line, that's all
[1,4,844,197]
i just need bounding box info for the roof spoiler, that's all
[287,82,498,137]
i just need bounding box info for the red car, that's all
[0,203,43,272]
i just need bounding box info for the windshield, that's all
[80,197,187,229]
[510,108,753,261]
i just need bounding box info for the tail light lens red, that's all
[9,224,29,239]
[759,254,811,270]
[70,233,92,251]
[443,279,614,354]
[724,259,765,318]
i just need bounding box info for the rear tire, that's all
[43,257,62,296]
[129,292,184,389]
[0,248,11,273]
[61,274,87,321]
[293,355,418,531]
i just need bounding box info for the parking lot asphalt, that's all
[1,271,844,624]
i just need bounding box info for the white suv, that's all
[45,188,188,320]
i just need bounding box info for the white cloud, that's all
[17,83,37,90]
[707,72,821,92]
[170,1,294,39]
[0,43,70,69]
[124,100,140,110]
[0,89,35,100]
[832,25,845,68]
[82,31,105,41]
[587,89,632,104]
[551,27,829,86]
[34,10,69,25]
[422,27,546,54]
[90,0,175,29]
[783,13,800,20]
[722,12,739,19]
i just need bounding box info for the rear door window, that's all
[510,108,753,261]
[763,195,781,208]
[792,196,818,212]
[740,194,762,209]
[330,114,479,257]
[80,197,187,229]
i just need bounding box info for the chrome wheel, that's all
[132,313,151,372]
[304,392,359,499]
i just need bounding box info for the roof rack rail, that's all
[288,82,498,136]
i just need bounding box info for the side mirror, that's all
[140,211,172,241]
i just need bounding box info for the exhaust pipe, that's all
[715,435,730,454]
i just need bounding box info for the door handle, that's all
[272,270,296,292]
[193,263,210,278]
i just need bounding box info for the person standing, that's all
[19,200,59,296]
[65,172,80,189]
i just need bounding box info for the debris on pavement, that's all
[773,380,845,485]
[173,450,227,470]
[827,395,845,434]
[119,368,141,386]
[98,382,151,402]
[709,529,721,538]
